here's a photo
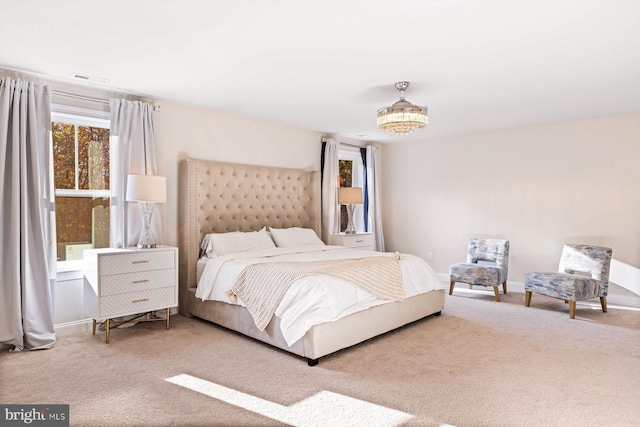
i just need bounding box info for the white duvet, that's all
[196,245,445,346]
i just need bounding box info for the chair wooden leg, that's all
[502,281,507,294]
[449,281,455,295]
[600,297,607,313]
[569,301,576,319]
[493,286,500,302]
[525,291,531,307]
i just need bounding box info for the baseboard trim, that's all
[55,318,94,337]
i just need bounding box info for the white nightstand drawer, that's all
[99,287,176,319]
[100,269,177,297]
[341,234,373,248]
[98,250,175,275]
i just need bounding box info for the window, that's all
[338,149,364,232]
[51,109,111,263]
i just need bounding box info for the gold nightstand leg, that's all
[105,319,110,344]
[166,308,170,330]
[92,319,96,335]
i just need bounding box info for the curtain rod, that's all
[321,138,365,149]
[52,90,109,105]
[51,90,160,111]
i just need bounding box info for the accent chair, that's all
[524,244,612,319]
[449,238,509,302]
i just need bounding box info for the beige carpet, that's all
[1,290,639,427]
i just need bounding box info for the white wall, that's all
[382,112,640,306]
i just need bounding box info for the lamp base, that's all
[137,201,157,249]
[137,243,157,249]
[344,204,357,234]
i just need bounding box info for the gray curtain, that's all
[366,145,385,251]
[0,78,56,351]
[109,99,161,248]
[321,138,340,243]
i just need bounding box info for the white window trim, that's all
[55,189,110,198]
[52,106,111,274]
[52,104,110,122]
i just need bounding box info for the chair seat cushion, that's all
[524,272,606,301]
[449,263,506,287]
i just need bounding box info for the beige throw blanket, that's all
[227,256,405,330]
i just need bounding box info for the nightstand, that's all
[83,246,178,343]
[328,233,375,251]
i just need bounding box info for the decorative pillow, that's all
[269,227,324,248]
[200,229,275,257]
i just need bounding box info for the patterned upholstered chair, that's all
[524,244,612,319]
[449,238,510,302]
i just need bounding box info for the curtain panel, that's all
[366,145,385,251]
[109,99,162,248]
[320,138,340,243]
[360,147,369,232]
[0,78,56,351]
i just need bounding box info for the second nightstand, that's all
[328,232,375,251]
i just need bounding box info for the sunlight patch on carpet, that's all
[166,373,413,426]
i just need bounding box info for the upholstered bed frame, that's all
[178,158,444,365]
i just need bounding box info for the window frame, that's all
[51,105,111,272]
[338,148,365,233]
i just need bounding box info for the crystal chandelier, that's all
[377,81,428,135]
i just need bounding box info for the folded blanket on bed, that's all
[227,256,405,330]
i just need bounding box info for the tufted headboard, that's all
[178,158,321,315]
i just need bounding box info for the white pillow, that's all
[200,229,275,257]
[269,227,324,248]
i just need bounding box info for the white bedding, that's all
[196,245,445,346]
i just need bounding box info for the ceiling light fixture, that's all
[376,81,428,135]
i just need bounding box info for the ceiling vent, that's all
[71,73,108,84]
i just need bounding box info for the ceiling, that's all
[1,0,640,144]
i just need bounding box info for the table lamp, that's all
[339,187,363,235]
[126,174,167,248]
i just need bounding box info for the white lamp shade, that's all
[126,174,167,203]
[339,187,363,205]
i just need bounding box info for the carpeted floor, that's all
[1,290,639,427]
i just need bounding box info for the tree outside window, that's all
[338,159,353,232]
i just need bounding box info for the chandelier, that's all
[377,81,428,135]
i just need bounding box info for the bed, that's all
[178,158,445,365]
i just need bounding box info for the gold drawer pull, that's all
[132,298,149,303]
[355,240,363,243]
[132,260,149,264]
[132,279,149,284]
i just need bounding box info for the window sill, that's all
[56,260,84,281]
